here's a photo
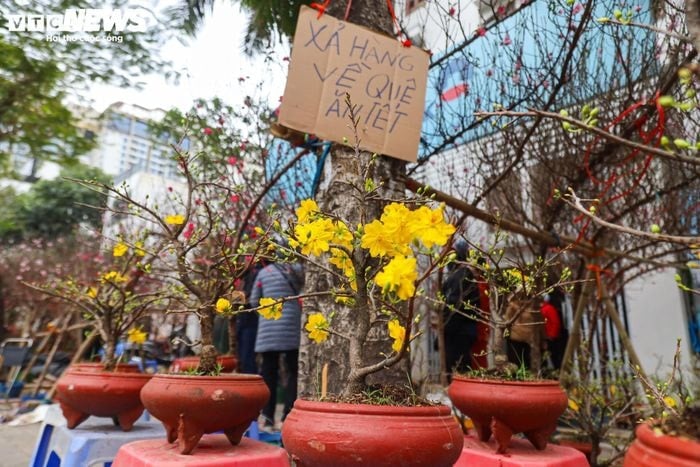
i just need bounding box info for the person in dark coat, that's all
[235,258,265,374]
[441,240,481,382]
[250,258,303,429]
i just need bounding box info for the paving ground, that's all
[0,419,42,467]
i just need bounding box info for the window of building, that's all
[107,113,132,134]
[132,120,151,139]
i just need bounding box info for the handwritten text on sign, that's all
[279,6,429,162]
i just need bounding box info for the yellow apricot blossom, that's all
[305,313,329,343]
[296,199,319,224]
[387,319,406,353]
[408,205,456,248]
[375,255,417,300]
[165,214,185,225]
[87,287,98,298]
[291,218,335,257]
[113,242,129,257]
[568,399,580,412]
[329,248,355,280]
[360,219,396,257]
[127,327,147,345]
[215,298,231,313]
[258,297,283,320]
[134,241,146,257]
[101,271,127,284]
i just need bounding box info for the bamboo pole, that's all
[600,286,648,383]
[46,330,98,400]
[560,270,595,384]
[31,314,72,397]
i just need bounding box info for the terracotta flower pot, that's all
[448,375,567,453]
[55,369,152,430]
[140,373,269,454]
[169,355,237,373]
[623,422,700,467]
[282,399,464,466]
[67,362,141,373]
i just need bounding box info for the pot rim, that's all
[61,370,152,379]
[451,374,563,387]
[152,373,263,383]
[292,398,451,416]
[635,421,700,460]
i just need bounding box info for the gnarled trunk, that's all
[198,307,218,374]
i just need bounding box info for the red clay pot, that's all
[448,376,567,453]
[281,399,464,466]
[140,373,269,454]
[67,362,141,373]
[55,370,152,430]
[623,422,700,467]
[169,355,237,373]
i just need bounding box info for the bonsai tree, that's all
[88,95,307,374]
[269,99,458,398]
[27,227,170,370]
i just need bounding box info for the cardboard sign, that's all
[279,6,429,162]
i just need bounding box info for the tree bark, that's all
[297,0,409,398]
[686,1,700,53]
[198,308,218,373]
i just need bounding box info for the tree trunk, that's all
[198,308,218,374]
[686,1,700,53]
[297,1,410,397]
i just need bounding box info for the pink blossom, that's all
[203,127,213,136]
[449,7,455,16]
[183,223,195,240]
[228,156,237,165]
[475,26,486,37]
[502,34,512,46]
[230,194,240,203]
[572,3,583,15]
[497,5,506,16]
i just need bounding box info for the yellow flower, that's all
[329,248,355,280]
[165,214,185,225]
[305,313,329,343]
[375,256,417,300]
[332,221,353,250]
[258,297,283,320]
[408,205,456,248]
[101,271,127,284]
[568,399,580,412]
[292,218,335,257]
[134,241,146,257]
[663,396,676,408]
[127,327,147,345]
[216,298,231,313]
[87,287,98,298]
[113,242,129,257]
[360,219,395,257]
[388,319,406,353]
[296,199,319,224]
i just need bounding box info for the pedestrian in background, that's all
[250,255,303,430]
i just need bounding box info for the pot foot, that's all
[472,419,492,442]
[163,422,178,443]
[117,406,144,431]
[491,418,513,454]
[177,414,204,455]
[223,423,248,446]
[524,424,555,450]
[59,403,90,429]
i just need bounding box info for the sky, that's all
[85,0,289,113]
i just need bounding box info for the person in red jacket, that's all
[540,293,565,370]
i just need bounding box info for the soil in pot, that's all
[623,406,700,467]
[169,355,237,373]
[140,373,269,454]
